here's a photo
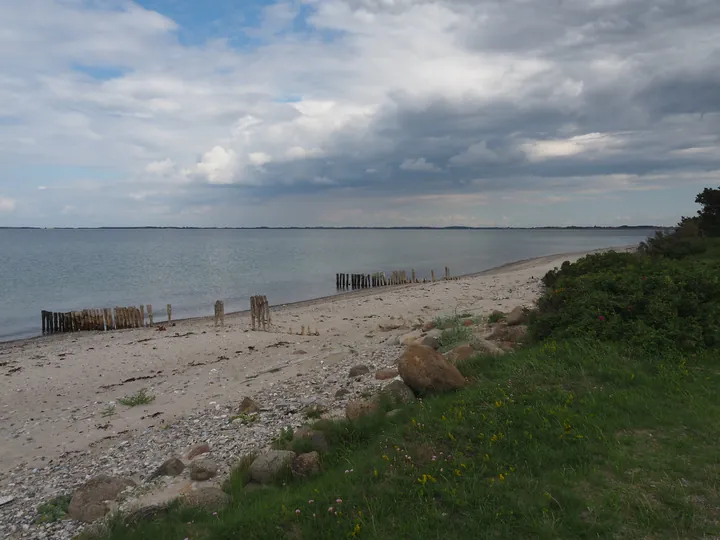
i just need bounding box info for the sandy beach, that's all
[0,248,624,538]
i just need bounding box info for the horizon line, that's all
[0,225,666,230]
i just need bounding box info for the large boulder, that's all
[291,452,321,478]
[249,450,296,484]
[506,306,528,326]
[398,345,466,394]
[380,380,416,406]
[375,367,398,380]
[68,475,136,523]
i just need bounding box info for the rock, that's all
[186,443,211,460]
[348,365,370,378]
[380,379,415,405]
[422,321,436,331]
[420,335,439,350]
[249,450,296,484]
[378,319,406,332]
[400,330,423,346]
[293,428,330,452]
[385,336,401,346]
[68,475,136,523]
[375,367,399,380]
[335,388,350,398]
[238,397,261,414]
[345,398,379,420]
[505,325,528,343]
[149,457,185,480]
[291,452,321,478]
[471,337,506,356]
[124,503,169,525]
[506,306,528,326]
[490,310,505,320]
[447,344,475,364]
[183,487,229,510]
[190,458,218,481]
[398,344,466,394]
[462,318,474,327]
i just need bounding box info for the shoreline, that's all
[0,245,634,348]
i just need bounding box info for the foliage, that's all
[118,388,155,407]
[694,186,720,237]
[437,324,472,350]
[35,494,72,524]
[531,249,720,352]
[488,311,505,324]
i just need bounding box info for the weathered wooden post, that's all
[147,304,153,326]
[445,266,449,280]
[41,311,47,335]
[431,270,435,282]
[167,304,172,324]
[214,300,225,327]
[140,305,145,328]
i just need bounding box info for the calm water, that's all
[0,228,654,341]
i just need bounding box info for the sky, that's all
[0,0,719,228]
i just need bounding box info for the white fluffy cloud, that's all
[0,0,718,226]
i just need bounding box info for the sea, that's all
[0,228,656,342]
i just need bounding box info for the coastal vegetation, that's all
[92,188,720,540]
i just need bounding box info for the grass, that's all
[101,404,116,417]
[94,337,720,540]
[488,311,505,324]
[437,324,472,350]
[118,388,155,407]
[35,494,72,524]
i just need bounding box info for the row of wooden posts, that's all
[336,267,454,290]
[42,304,171,335]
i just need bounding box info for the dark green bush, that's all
[531,251,720,352]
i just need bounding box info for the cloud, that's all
[400,158,440,172]
[0,196,16,213]
[0,0,719,226]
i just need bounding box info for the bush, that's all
[530,251,720,352]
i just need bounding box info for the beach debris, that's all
[156,325,167,332]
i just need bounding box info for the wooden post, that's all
[214,300,225,327]
[445,266,449,280]
[412,269,416,283]
[139,305,145,327]
[167,304,172,324]
[147,304,153,326]
[431,270,435,282]
[41,311,46,335]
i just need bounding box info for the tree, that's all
[694,187,720,237]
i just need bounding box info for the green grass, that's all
[35,494,72,524]
[96,338,720,540]
[100,404,116,417]
[488,311,505,324]
[437,324,472,350]
[118,388,155,407]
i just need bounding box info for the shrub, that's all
[530,251,720,352]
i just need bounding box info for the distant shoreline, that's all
[0,226,665,230]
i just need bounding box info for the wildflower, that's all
[295,509,301,515]
[499,473,505,482]
[431,455,437,461]
[313,513,316,518]
[351,523,361,536]
[598,315,605,321]
[329,507,334,513]
[308,499,314,504]
[336,498,343,504]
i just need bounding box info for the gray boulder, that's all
[249,450,296,484]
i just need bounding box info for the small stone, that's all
[186,443,211,460]
[378,319,406,332]
[471,337,506,356]
[345,398,379,420]
[422,321,436,332]
[238,397,261,414]
[447,344,475,364]
[385,336,401,346]
[335,388,350,398]
[506,306,528,326]
[380,380,415,405]
[375,367,399,380]
[183,487,229,510]
[249,450,296,484]
[420,335,439,350]
[149,457,185,480]
[348,365,370,378]
[190,458,218,481]
[291,452,321,478]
